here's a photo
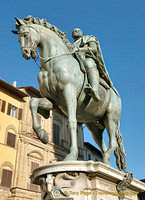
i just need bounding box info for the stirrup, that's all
[84,83,91,91]
[90,90,100,101]
[84,84,92,94]
[84,84,100,101]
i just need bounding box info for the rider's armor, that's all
[72,34,112,101]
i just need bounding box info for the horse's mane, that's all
[18,15,72,51]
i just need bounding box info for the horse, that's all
[12,16,126,171]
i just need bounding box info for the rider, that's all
[72,28,112,101]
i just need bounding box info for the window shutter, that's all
[1,169,12,187]
[31,162,39,173]
[1,100,6,113]
[18,108,23,120]
[88,153,91,160]
[7,132,16,148]
[7,170,12,187]
[7,103,11,115]
[1,169,7,186]
[53,123,60,145]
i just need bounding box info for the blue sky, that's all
[0,0,145,180]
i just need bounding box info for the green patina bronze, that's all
[12,16,126,171]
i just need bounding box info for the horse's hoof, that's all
[39,129,49,144]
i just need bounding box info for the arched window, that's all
[5,126,17,148]
[27,151,43,192]
[1,168,12,187]
[6,132,16,148]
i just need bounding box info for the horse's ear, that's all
[15,17,25,26]
[15,17,22,25]
[11,29,19,34]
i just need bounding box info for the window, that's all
[10,106,17,118]
[61,139,69,149]
[88,153,91,160]
[53,123,60,145]
[18,108,23,120]
[7,104,17,118]
[1,100,6,113]
[30,162,39,191]
[7,132,16,148]
[28,162,39,192]
[31,162,39,173]
[1,169,12,187]
[78,147,84,156]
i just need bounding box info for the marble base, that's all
[31,161,145,200]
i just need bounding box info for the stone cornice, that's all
[31,161,145,193]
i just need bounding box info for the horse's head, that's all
[11,17,40,60]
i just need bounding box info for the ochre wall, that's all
[0,86,23,187]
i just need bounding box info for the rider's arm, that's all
[88,41,97,54]
[74,41,97,55]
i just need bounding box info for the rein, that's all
[34,49,75,69]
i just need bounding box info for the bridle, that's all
[20,25,75,69]
[20,25,39,63]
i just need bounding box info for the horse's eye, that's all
[22,33,28,37]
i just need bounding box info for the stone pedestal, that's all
[31,161,145,200]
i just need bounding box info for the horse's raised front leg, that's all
[30,97,53,144]
[63,84,78,161]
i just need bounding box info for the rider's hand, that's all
[73,47,79,52]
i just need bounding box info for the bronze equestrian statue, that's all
[12,16,126,171]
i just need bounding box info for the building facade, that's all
[138,179,145,200]
[0,79,27,200]
[84,142,102,162]
[0,79,84,200]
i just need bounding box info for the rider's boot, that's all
[87,68,100,101]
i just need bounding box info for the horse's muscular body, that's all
[13,16,126,171]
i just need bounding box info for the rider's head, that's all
[72,28,83,41]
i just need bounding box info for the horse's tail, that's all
[114,123,127,172]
